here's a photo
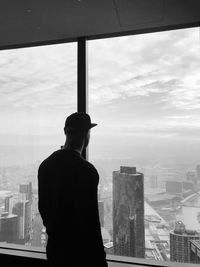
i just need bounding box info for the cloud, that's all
[89,27,200,111]
[95,122,200,141]
[166,115,193,120]
[1,27,199,111]
[0,27,200,139]
[0,43,77,108]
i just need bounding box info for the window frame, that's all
[0,22,199,266]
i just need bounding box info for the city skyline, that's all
[1,161,200,263]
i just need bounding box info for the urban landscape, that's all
[0,158,200,264]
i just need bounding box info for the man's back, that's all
[38,149,107,266]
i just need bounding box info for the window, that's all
[0,43,77,249]
[88,27,200,264]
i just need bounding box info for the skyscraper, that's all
[98,200,104,227]
[4,195,13,214]
[113,166,145,258]
[196,165,200,180]
[19,182,32,241]
[149,175,158,189]
[12,200,31,244]
[190,240,200,264]
[19,182,32,203]
[165,181,182,194]
[0,212,19,243]
[170,221,200,263]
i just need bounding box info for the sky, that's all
[0,43,77,139]
[89,27,200,136]
[88,27,200,162]
[0,27,200,163]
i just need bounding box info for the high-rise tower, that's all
[0,212,19,243]
[12,200,30,243]
[170,221,200,263]
[196,165,200,180]
[113,166,145,258]
[98,200,104,227]
[19,182,32,203]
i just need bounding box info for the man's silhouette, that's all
[38,112,108,267]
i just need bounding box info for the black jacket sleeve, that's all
[38,161,51,229]
[81,163,108,266]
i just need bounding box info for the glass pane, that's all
[0,43,77,249]
[88,27,200,263]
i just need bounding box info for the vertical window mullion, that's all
[77,37,88,159]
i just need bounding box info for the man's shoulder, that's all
[83,160,99,177]
[38,149,99,177]
[84,160,96,170]
[39,150,62,170]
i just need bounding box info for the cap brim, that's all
[90,123,98,129]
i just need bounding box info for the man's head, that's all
[64,112,97,149]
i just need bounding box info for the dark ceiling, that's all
[0,0,200,49]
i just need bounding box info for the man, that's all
[38,112,108,267]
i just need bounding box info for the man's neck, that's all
[62,143,83,155]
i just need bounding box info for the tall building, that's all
[113,166,145,258]
[4,195,13,214]
[170,221,200,263]
[19,182,32,203]
[149,175,158,189]
[190,240,200,264]
[98,200,104,227]
[165,181,182,194]
[0,212,19,243]
[12,200,31,244]
[19,182,32,237]
[196,165,200,180]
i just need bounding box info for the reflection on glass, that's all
[0,43,77,248]
[89,27,200,263]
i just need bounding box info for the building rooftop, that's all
[145,215,161,223]
[145,188,165,195]
[0,214,18,219]
[145,201,166,224]
[172,229,200,237]
[181,191,200,206]
[0,190,12,197]
[145,193,180,203]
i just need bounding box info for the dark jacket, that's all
[38,149,107,267]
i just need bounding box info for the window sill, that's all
[107,255,198,267]
[0,243,46,259]
[0,244,197,267]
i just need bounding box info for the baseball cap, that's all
[64,112,97,132]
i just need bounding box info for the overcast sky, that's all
[89,27,200,137]
[0,27,200,162]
